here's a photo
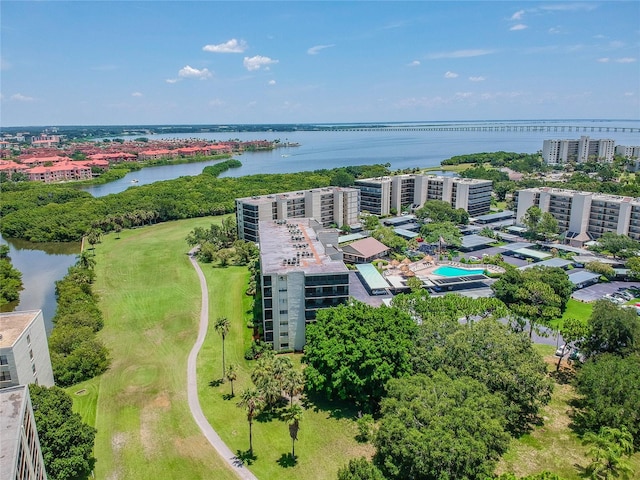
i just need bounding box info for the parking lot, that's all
[571,280,640,303]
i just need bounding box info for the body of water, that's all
[82,120,640,197]
[1,235,80,333]
[7,119,640,328]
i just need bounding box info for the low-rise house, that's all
[341,237,390,263]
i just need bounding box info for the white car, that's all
[555,344,568,357]
[468,256,480,261]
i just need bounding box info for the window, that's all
[0,355,7,366]
[279,309,288,315]
[26,335,31,345]
[29,350,34,360]
[0,371,11,382]
[32,364,37,375]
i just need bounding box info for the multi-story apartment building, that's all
[615,145,640,171]
[542,136,616,165]
[515,187,640,246]
[0,311,54,389]
[0,385,48,480]
[236,187,360,243]
[259,219,350,351]
[354,174,492,217]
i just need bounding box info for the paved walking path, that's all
[187,251,259,480]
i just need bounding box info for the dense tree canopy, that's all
[30,385,96,480]
[375,373,510,480]
[575,354,640,448]
[337,458,386,480]
[581,300,640,359]
[592,232,640,259]
[0,244,23,307]
[415,200,469,225]
[303,302,417,411]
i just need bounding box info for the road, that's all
[187,250,259,480]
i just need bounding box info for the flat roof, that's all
[568,270,601,285]
[394,228,419,239]
[237,186,358,205]
[431,274,488,286]
[338,233,367,244]
[461,234,495,249]
[383,215,416,226]
[572,255,620,265]
[542,243,592,255]
[487,219,516,228]
[355,264,391,290]
[259,219,349,275]
[0,311,40,348]
[0,385,27,476]
[512,247,552,260]
[499,242,535,251]
[519,258,573,270]
[472,210,515,222]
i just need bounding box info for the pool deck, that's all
[382,259,504,289]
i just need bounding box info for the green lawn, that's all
[69,217,239,480]
[69,216,371,480]
[549,299,593,330]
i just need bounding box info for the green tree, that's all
[538,212,559,241]
[523,205,543,238]
[303,302,417,411]
[0,244,23,307]
[214,316,231,381]
[625,256,640,280]
[582,300,640,359]
[583,426,635,480]
[575,354,640,446]
[415,200,469,224]
[557,317,588,371]
[237,388,262,456]
[282,368,304,406]
[30,385,96,480]
[337,458,386,480]
[586,261,616,280]
[283,404,303,460]
[363,215,380,231]
[225,364,238,397]
[594,232,640,259]
[330,169,356,187]
[420,221,462,249]
[374,372,510,480]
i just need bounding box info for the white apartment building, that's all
[236,187,360,243]
[542,136,616,165]
[0,385,48,480]
[515,187,640,246]
[0,311,54,389]
[615,145,640,171]
[260,219,350,352]
[354,174,492,217]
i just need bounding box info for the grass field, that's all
[68,217,239,480]
[68,216,371,480]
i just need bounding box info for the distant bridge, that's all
[319,125,640,134]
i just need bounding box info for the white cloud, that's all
[444,71,459,79]
[166,78,179,84]
[510,10,525,20]
[0,56,10,71]
[268,80,276,85]
[469,76,486,82]
[307,44,335,55]
[548,27,563,34]
[616,57,636,63]
[178,65,212,79]
[609,41,625,49]
[408,60,420,67]
[597,57,610,63]
[203,39,248,53]
[10,93,35,102]
[427,49,495,59]
[510,24,528,31]
[131,92,143,97]
[539,3,597,12]
[243,55,278,71]
[624,92,635,96]
[209,99,224,107]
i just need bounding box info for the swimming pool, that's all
[433,266,485,277]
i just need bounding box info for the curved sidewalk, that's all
[187,251,259,480]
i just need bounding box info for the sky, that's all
[1,1,639,126]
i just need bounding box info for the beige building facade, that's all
[542,136,616,165]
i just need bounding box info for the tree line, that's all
[0,244,23,307]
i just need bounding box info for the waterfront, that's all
[82,120,640,197]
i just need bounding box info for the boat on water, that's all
[281,154,290,158]
[131,179,139,183]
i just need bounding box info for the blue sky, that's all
[1,1,639,126]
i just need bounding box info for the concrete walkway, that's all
[187,251,259,480]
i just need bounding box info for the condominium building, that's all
[354,174,492,217]
[0,311,54,389]
[542,136,615,165]
[0,385,48,480]
[260,219,350,351]
[236,187,360,243]
[515,187,640,246]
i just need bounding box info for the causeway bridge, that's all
[318,124,640,133]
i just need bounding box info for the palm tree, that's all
[77,250,96,270]
[583,426,635,480]
[237,388,262,456]
[225,364,238,397]
[282,369,304,406]
[283,404,303,460]
[214,317,230,381]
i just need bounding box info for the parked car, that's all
[604,294,624,304]
[555,344,568,357]
[468,255,480,261]
[569,349,586,363]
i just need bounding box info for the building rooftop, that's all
[0,385,27,477]
[259,219,349,275]
[520,187,640,204]
[0,311,39,348]
[355,173,491,185]
[237,186,357,206]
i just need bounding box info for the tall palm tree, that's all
[225,364,238,397]
[282,369,304,406]
[237,388,262,456]
[583,426,635,480]
[283,404,303,460]
[214,317,230,380]
[77,250,96,270]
